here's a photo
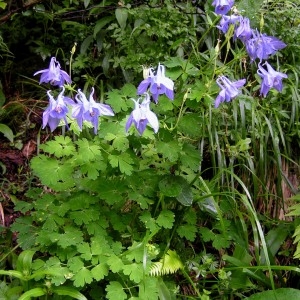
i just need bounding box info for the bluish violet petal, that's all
[222,77,240,99]
[137,78,152,94]
[215,89,226,108]
[225,88,238,101]
[273,80,283,92]
[97,103,115,116]
[150,83,166,96]
[126,114,133,132]
[233,79,246,89]
[245,39,257,62]
[165,88,174,101]
[217,15,241,33]
[136,119,148,135]
[40,72,51,84]
[47,117,61,132]
[235,17,252,42]
[217,16,230,33]
[49,105,68,119]
[91,115,99,134]
[266,62,288,79]
[60,70,72,84]
[42,109,50,129]
[72,104,84,129]
[151,92,159,104]
[64,97,76,106]
[260,82,271,97]
[214,0,233,15]
[267,36,287,51]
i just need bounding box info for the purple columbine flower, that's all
[245,30,286,62]
[214,75,246,108]
[212,0,234,15]
[217,15,241,34]
[234,17,252,43]
[126,93,159,135]
[137,64,174,103]
[42,87,75,131]
[34,57,72,87]
[257,62,287,97]
[73,88,114,134]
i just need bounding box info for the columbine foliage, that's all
[1,0,300,299]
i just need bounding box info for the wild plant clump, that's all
[1,0,300,299]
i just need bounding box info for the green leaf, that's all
[246,288,300,300]
[157,277,173,300]
[17,250,36,274]
[178,114,202,138]
[108,153,134,175]
[56,227,84,248]
[112,136,129,151]
[139,277,159,300]
[0,270,24,280]
[115,8,128,30]
[121,83,137,97]
[106,89,129,113]
[77,242,92,260]
[177,224,197,241]
[80,161,105,179]
[18,288,46,300]
[107,255,124,273]
[93,16,114,37]
[30,156,75,191]
[76,138,101,162]
[40,136,75,157]
[212,234,231,250]
[139,211,159,232]
[238,0,264,28]
[123,263,144,283]
[83,0,90,8]
[91,263,109,281]
[68,256,84,273]
[159,175,186,197]
[125,241,145,262]
[260,224,289,264]
[69,209,99,226]
[156,140,181,162]
[73,267,93,287]
[176,181,193,206]
[156,210,175,229]
[180,143,201,171]
[52,286,88,300]
[199,227,215,242]
[0,123,14,142]
[106,281,127,300]
[0,2,7,10]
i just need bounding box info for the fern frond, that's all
[149,249,184,276]
[287,196,300,259]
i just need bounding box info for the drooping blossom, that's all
[42,87,75,131]
[214,75,246,108]
[34,57,72,87]
[234,17,252,43]
[212,0,234,15]
[245,30,286,62]
[126,93,159,135]
[217,14,241,34]
[257,62,287,97]
[72,88,114,134]
[137,64,174,103]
